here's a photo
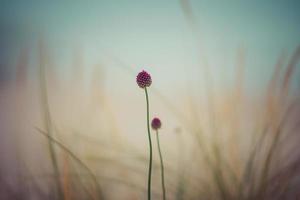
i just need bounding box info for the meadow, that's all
[0,1,300,200]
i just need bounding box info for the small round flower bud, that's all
[151,117,162,130]
[136,70,152,88]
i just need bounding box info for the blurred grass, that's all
[0,1,300,200]
[1,36,299,200]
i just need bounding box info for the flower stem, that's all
[156,130,166,200]
[145,88,153,200]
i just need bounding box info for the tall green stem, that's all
[156,130,166,200]
[145,88,153,200]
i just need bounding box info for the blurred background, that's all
[0,0,300,199]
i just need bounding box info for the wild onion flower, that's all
[151,117,161,130]
[137,70,153,200]
[136,70,152,88]
[152,117,166,200]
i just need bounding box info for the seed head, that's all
[151,117,162,130]
[136,70,152,88]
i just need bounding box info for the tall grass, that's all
[0,3,300,200]
[1,44,300,200]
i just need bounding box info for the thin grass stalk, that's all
[281,45,300,100]
[62,154,71,200]
[271,158,300,199]
[156,130,166,200]
[145,88,153,200]
[35,128,104,200]
[257,99,297,199]
[212,143,229,200]
[258,125,282,199]
[72,163,99,200]
[238,126,269,200]
[38,40,64,200]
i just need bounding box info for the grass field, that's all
[0,1,300,200]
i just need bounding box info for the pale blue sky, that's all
[0,0,299,91]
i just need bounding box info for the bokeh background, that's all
[0,0,300,199]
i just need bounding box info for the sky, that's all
[0,0,300,92]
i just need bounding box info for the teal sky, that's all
[1,0,300,92]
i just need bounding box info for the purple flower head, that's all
[136,70,152,88]
[151,117,162,130]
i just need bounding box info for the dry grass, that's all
[0,2,300,200]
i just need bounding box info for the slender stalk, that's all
[38,41,64,200]
[145,88,153,200]
[156,130,166,200]
[259,127,282,199]
[35,128,104,200]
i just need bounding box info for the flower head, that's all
[151,117,162,130]
[136,70,152,88]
